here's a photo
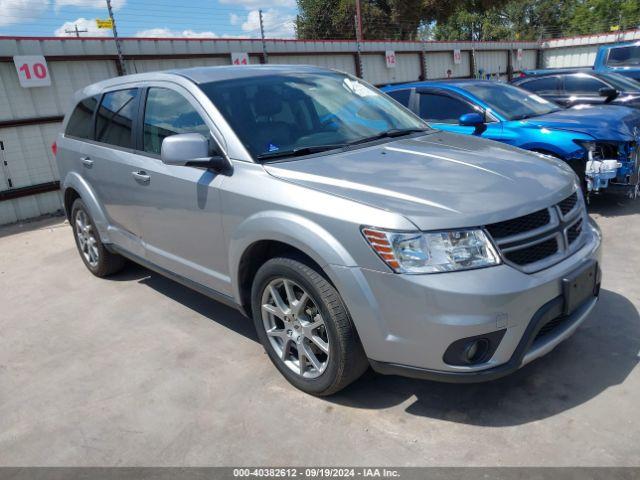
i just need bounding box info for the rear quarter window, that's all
[95,89,139,149]
[65,96,98,140]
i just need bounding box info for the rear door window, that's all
[65,96,98,140]
[95,89,138,149]
[142,88,211,155]
[563,75,608,94]
[419,93,476,123]
[520,77,559,95]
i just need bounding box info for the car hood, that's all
[521,105,640,140]
[264,132,578,231]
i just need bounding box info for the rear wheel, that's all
[251,257,368,396]
[71,199,125,277]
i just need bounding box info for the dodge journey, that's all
[55,65,602,395]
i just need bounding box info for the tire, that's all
[70,198,125,277]
[251,256,368,396]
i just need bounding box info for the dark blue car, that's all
[511,69,640,110]
[382,80,640,198]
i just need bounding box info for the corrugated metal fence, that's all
[0,35,537,224]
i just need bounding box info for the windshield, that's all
[199,72,428,159]
[607,45,640,67]
[599,72,640,91]
[463,82,562,121]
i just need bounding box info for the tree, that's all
[297,0,459,40]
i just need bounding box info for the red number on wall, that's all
[19,63,31,79]
[33,63,47,79]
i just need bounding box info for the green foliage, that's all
[296,0,640,41]
[296,0,427,40]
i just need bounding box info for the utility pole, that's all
[259,9,268,64]
[65,24,88,37]
[355,0,363,42]
[106,0,126,75]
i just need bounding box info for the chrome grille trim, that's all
[484,191,587,273]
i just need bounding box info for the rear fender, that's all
[62,171,111,243]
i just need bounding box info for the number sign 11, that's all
[13,56,51,88]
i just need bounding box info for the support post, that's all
[469,48,476,79]
[259,9,268,64]
[106,0,126,75]
[354,15,363,78]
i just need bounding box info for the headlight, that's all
[362,227,501,274]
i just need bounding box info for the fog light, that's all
[443,330,506,366]
[463,339,490,364]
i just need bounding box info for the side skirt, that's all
[108,244,244,314]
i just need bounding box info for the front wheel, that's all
[251,257,368,396]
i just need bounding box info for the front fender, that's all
[228,210,359,303]
[503,124,593,160]
[62,172,111,243]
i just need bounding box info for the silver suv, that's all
[56,65,602,395]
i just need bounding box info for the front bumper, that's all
[331,220,602,381]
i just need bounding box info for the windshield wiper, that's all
[256,144,347,161]
[348,128,429,146]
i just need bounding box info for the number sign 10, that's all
[13,55,52,88]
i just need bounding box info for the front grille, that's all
[558,192,577,216]
[485,209,550,239]
[504,238,559,266]
[485,191,585,272]
[567,218,583,245]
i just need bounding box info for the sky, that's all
[0,0,298,38]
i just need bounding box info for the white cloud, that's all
[135,28,219,38]
[229,13,240,26]
[0,0,49,27]
[54,17,112,36]
[241,9,295,38]
[55,0,126,11]
[219,0,295,8]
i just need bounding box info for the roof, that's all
[383,79,496,92]
[169,64,330,84]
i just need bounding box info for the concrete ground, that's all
[0,197,638,467]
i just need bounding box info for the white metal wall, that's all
[268,54,356,75]
[425,51,470,79]
[127,56,232,74]
[0,123,63,225]
[361,52,422,85]
[542,45,599,68]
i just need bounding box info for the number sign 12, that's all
[14,56,51,88]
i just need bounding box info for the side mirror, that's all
[459,112,487,135]
[598,87,619,102]
[161,133,230,172]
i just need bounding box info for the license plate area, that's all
[562,260,599,315]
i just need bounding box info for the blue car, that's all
[594,41,640,82]
[382,80,640,198]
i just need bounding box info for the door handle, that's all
[131,170,151,184]
[80,156,94,168]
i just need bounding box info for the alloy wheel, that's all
[75,209,99,268]
[261,278,330,378]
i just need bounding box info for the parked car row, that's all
[383,74,640,199]
[57,65,606,395]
